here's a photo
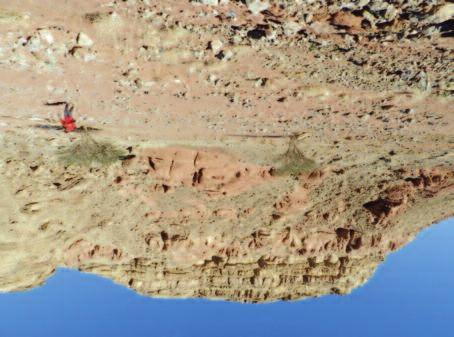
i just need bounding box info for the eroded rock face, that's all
[0,0,453,302]
[0,131,453,302]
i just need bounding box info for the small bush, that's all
[275,157,317,176]
[274,134,317,176]
[58,133,125,167]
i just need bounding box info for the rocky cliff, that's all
[0,0,453,302]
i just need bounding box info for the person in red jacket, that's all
[60,103,77,132]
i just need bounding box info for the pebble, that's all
[223,49,234,60]
[83,53,97,62]
[77,32,94,47]
[26,36,42,52]
[208,74,218,84]
[245,0,269,15]
[226,10,236,19]
[429,4,454,23]
[39,30,54,45]
[283,22,302,36]
[209,39,223,54]
[193,0,219,5]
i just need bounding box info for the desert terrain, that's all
[0,0,453,302]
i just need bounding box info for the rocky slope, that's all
[0,0,453,302]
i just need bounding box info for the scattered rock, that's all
[76,32,93,47]
[192,0,219,5]
[429,4,454,24]
[26,36,42,52]
[362,10,376,29]
[245,0,269,15]
[38,30,54,45]
[208,39,223,54]
[283,22,303,37]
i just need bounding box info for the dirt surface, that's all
[0,0,453,302]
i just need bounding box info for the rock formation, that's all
[0,0,452,302]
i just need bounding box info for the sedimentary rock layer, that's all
[0,0,453,302]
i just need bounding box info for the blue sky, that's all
[1,217,453,337]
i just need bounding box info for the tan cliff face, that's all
[0,0,453,302]
[0,130,453,302]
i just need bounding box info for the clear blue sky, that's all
[1,217,453,337]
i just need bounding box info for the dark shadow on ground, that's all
[34,124,101,132]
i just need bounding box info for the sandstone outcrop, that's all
[0,0,452,302]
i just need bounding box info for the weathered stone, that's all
[245,0,269,15]
[192,0,219,5]
[26,36,42,52]
[283,22,303,36]
[76,32,94,47]
[38,30,54,44]
[209,39,223,53]
[429,4,454,23]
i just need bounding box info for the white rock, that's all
[429,4,454,23]
[143,81,156,87]
[327,254,339,264]
[385,4,398,21]
[26,36,42,52]
[194,0,219,5]
[29,116,44,121]
[39,30,54,44]
[16,36,28,47]
[209,39,223,53]
[223,49,234,60]
[208,74,218,84]
[83,53,97,62]
[44,48,57,64]
[362,10,376,28]
[232,35,242,44]
[283,22,302,36]
[76,32,93,47]
[245,0,269,15]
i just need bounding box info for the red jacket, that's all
[61,116,77,132]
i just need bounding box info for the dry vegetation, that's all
[58,132,125,167]
[275,134,317,176]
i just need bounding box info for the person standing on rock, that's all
[60,103,77,133]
